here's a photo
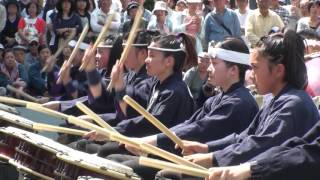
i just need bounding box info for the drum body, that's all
[55,150,141,180]
[5,127,73,180]
[0,127,22,161]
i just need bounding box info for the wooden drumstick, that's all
[123,95,184,148]
[75,102,118,132]
[0,96,35,106]
[68,115,116,140]
[57,24,90,84]
[33,123,88,136]
[67,115,142,148]
[42,30,76,72]
[79,13,116,71]
[139,157,210,178]
[26,102,69,120]
[67,114,206,171]
[6,85,39,103]
[140,143,207,171]
[106,7,143,91]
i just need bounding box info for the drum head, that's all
[56,151,141,180]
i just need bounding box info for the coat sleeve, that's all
[249,121,320,179]
[115,88,190,137]
[212,98,318,166]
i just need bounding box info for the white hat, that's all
[0,43,4,50]
[186,0,202,3]
[28,36,39,44]
[68,40,90,50]
[152,1,168,14]
[208,47,250,65]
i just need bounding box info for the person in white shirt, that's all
[234,0,251,35]
[90,0,120,36]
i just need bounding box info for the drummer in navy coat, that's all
[180,30,320,170]
[127,38,259,155]
[208,120,320,180]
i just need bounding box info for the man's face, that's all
[257,0,270,11]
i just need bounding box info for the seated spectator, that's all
[122,1,148,34]
[183,52,210,104]
[25,38,39,69]
[175,0,187,12]
[297,1,320,36]
[283,0,302,30]
[235,0,252,35]
[1,0,20,48]
[17,2,46,45]
[90,0,120,37]
[28,45,64,97]
[174,0,204,53]
[13,45,29,75]
[203,0,241,45]
[147,1,173,34]
[52,0,83,53]
[245,0,284,46]
[270,0,290,26]
[0,49,27,92]
[20,0,44,18]
[75,0,94,39]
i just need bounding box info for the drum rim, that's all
[56,153,141,180]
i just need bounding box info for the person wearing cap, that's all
[103,36,258,180]
[203,0,241,45]
[183,52,210,106]
[13,45,29,77]
[147,1,173,34]
[180,30,319,171]
[245,0,284,46]
[90,0,120,37]
[122,0,152,23]
[270,0,290,26]
[122,1,148,34]
[0,49,28,91]
[25,37,39,68]
[175,0,187,12]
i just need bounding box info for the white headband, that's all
[122,43,149,47]
[147,43,186,52]
[208,48,250,65]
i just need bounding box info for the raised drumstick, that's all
[106,7,143,91]
[57,24,89,84]
[79,13,116,71]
